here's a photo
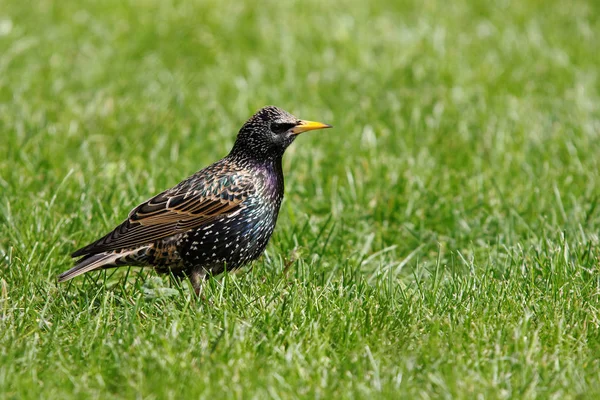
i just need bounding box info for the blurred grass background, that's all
[1,0,600,398]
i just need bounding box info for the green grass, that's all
[1,0,600,398]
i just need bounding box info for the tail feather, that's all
[58,247,150,282]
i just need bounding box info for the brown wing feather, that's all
[72,172,254,257]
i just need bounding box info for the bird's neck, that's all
[228,144,283,165]
[227,153,284,197]
[235,154,284,178]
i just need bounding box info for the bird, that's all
[58,106,331,295]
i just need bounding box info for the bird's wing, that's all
[72,172,255,257]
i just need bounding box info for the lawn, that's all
[1,0,600,398]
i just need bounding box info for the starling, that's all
[58,106,331,295]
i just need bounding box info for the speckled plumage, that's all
[58,106,331,295]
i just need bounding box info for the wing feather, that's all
[72,171,254,257]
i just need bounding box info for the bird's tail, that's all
[57,247,151,282]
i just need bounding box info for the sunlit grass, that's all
[1,0,600,398]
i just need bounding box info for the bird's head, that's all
[230,106,332,161]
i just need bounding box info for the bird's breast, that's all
[252,162,284,204]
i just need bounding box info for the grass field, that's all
[1,0,600,398]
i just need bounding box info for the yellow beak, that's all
[290,120,333,135]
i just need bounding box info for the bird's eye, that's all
[270,122,296,135]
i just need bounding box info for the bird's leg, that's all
[188,266,205,298]
[282,248,301,277]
